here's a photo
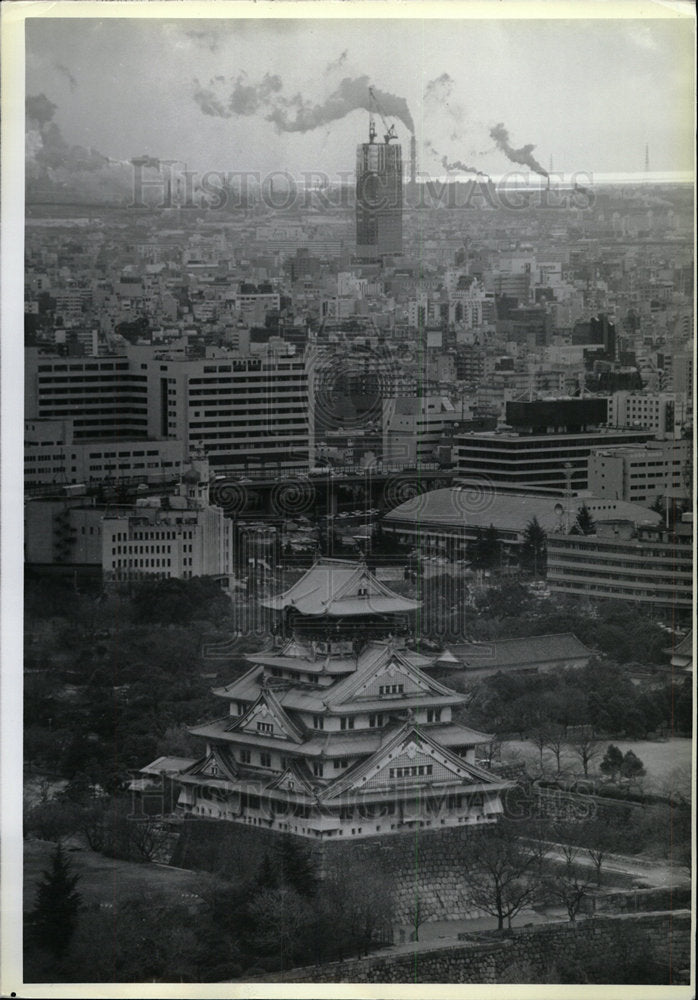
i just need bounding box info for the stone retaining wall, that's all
[585,884,691,915]
[171,819,490,923]
[251,910,692,984]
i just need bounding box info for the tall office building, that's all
[355,123,403,261]
[25,346,310,474]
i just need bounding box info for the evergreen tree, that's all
[471,524,499,569]
[620,749,646,786]
[255,852,279,890]
[575,504,595,535]
[482,524,500,569]
[470,527,486,569]
[520,517,547,577]
[275,833,317,897]
[599,744,624,782]
[28,844,82,959]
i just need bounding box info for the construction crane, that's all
[368,87,397,144]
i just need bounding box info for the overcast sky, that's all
[25,14,695,181]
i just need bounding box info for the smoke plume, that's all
[184,27,221,54]
[425,72,454,98]
[490,122,548,178]
[193,72,282,118]
[25,93,135,202]
[325,50,348,74]
[193,73,414,135]
[441,155,489,179]
[230,73,283,116]
[55,64,78,92]
[268,76,414,134]
[131,155,161,170]
[26,94,57,126]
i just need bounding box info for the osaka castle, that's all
[166,558,508,839]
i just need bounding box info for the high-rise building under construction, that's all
[355,110,403,260]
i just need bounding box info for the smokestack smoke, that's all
[490,122,548,178]
[441,155,489,179]
[425,72,454,97]
[268,76,414,134]
[26,94,58,126]
[194,73,414,135]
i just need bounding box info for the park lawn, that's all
[24,839,202,914]
[501,736,692,795]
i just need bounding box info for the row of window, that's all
[37,363,129,372]
[548,553,688,573]
[551,580,690,601]
[113,558,173,569]
[389,765,433,778]
[189,384,305,396]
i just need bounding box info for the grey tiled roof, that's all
[449,633,592,669]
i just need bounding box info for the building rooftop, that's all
[262,558,421,617]
[456,428,652,441]
[385,488,564,534]
[385,487,662,534]
[449,633,592,671]
[187,717,493,759]
[672,631,693,658]
[139,755,197,776]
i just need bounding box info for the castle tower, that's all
[152,558,510,839]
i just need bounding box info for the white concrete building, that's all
[383,396,463,467]
[588,439,692,506]
[101,450,234,584]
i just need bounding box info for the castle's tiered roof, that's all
[262,557,421,617]
[188,714,493,760]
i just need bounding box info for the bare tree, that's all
[405,887,438,942]
[481,738,502,769]
[586,845,607,888]
[543,724,567,775]
[545,862,593,923]
[529,726,549,774]
[566,730,601,778]
[460,822,547,931]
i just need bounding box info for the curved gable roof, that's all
[262,558,421,616]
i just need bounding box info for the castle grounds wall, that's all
[170,819,490,922]
[250,911,692,984]
[583,884,691,915]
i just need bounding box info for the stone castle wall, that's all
[252,911,692,984]
[171,819,491,923]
